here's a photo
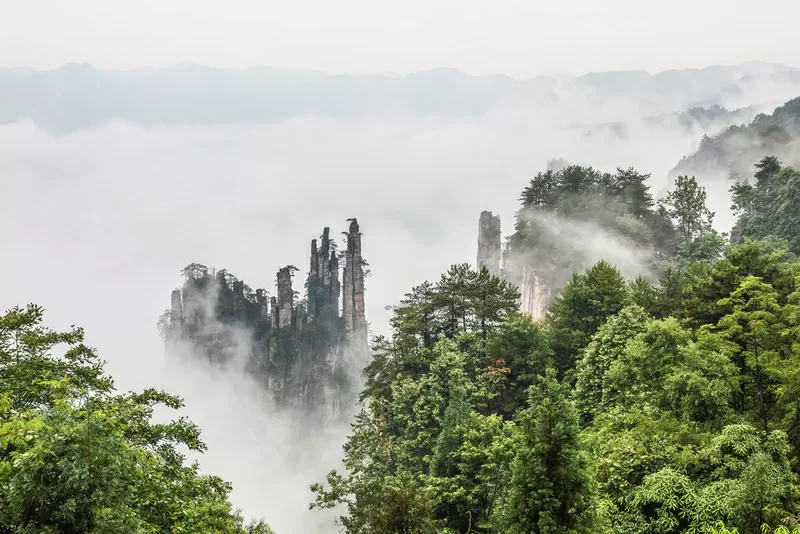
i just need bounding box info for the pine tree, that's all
[429,374,471,478]
[498,368,594,534]
[547,260,629,377]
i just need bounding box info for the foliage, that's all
[495,368,594,534]
[672,96,800,182]
[15,104,800,533]
[0,304,273,534]
[310,156,800,534]
[546,260,630,377]
[505,165,677,307]
[731,158,800,255]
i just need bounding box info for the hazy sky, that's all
[3,0,798,78]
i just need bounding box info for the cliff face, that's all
[477,210,502,276]
[342,219,367,345]
[162,219,368,414]
[476,210,551,320]
[519,264,551,320]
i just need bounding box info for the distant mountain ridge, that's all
[1,61,799,133]
[575,104,764,142]
[671,96,800,180]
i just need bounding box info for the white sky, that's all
[2,0,798,78]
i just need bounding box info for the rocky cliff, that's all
[162,219,368,414]
[475,211,551,320]
[477,211,502,276]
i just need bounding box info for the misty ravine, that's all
[5,62,800,534]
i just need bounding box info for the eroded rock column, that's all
[477,210,502,275]
[342,218,366,343]
[276,267,294,329]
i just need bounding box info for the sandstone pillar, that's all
[477,210,502,275]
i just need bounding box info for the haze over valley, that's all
[4,3,800,532]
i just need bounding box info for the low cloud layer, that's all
[0,101,778,529]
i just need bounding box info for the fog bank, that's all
[0,105,765,530]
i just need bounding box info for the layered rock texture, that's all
[476,210,551,319]
[162,220,369,414]
[477,211,502,276]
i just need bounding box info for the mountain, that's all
[1,62,799,133]
[162,220,369,417]
[574,104,762,142]
[671,96,800,180]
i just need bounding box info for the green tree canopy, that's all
[0,304,273,534]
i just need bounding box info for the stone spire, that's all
[169,289,183,325]
[320,228,332,309]
[256,288,269,317]
[308,228,340,320]
[342,218,366,342]
[276,266,294,329]
[232,279,245,321]
[168,289,183,341]
[308,239,319,320]
[477,210,502,275]
[520,265,551,320]
[270,296,278,329]
[329,249,340,312]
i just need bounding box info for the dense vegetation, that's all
[0,304,273,533]
[730,157,800,253]
[312,157,800,533]
[503,163,725,304]
[6,148,800,533]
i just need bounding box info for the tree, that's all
[0,304,273,534]
[658,175,726,265]
[715,276,792,430]
[389,281,437,349]
[470,267,521,343]
[507,164,677,317]
[312,337,467,533]
[484,312,553,416]
[547,260,630,377]
[704,424,797,533]
[677,238,797,329]
[574,305,650,423]
[497,369,594,534]
[428,411,517,532]
[731,158,800,255]
[659,175,715,242]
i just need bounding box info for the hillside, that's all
[671,96,800,180]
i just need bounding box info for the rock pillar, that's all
[308,239,319,320]
[276,267,294,329]
[477,210,502,275]
[342,219,366,343]
[329,250,340,312]
[520,264,550,320]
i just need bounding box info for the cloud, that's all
[157,282,356,532]
[0,99,780,529]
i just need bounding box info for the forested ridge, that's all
[672,97,800,181]
[5,154,800,533]
[311,156,800,533]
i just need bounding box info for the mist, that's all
[0,89,788,530]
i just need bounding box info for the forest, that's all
[6,1,800,531]
[309,156,800,533]
[4,151,800,532]
[672,97,800,181]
